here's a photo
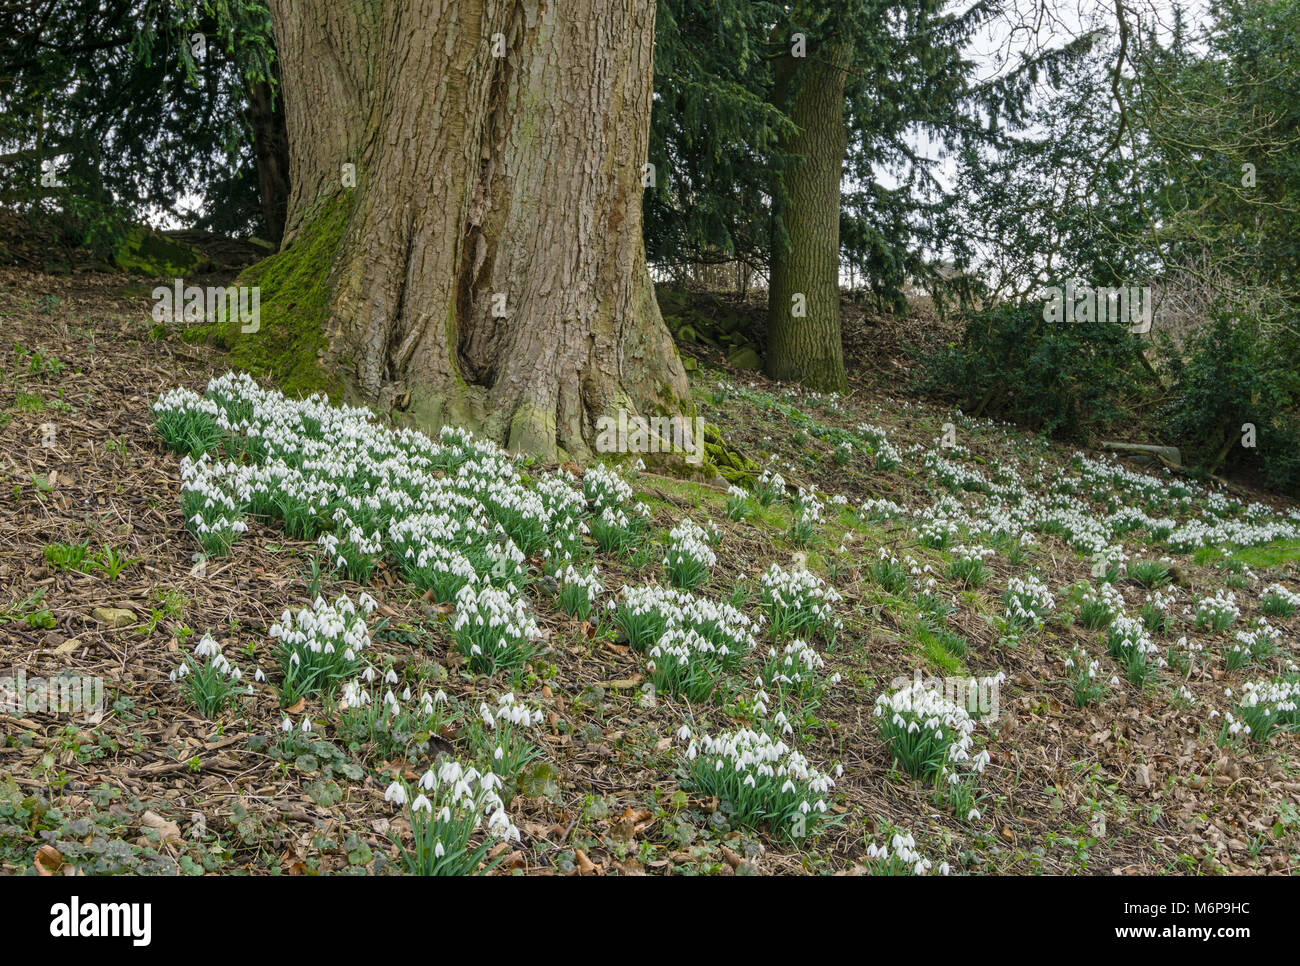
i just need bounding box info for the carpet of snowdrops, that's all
[150,372,862,871]
[4,284,1300,875]
[141,369,1300,874]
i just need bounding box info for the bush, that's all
[920,302,1300,499]
[919,300,1144,436]
[1161,313,1300,495]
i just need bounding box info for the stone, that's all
[1100,441,1182,468]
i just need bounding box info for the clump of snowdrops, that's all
[384,760,520,876]
[873,679,990,786]
[680,727,840,840]
[170,633,250,718]
[451,583,542,675]
[1216,679,1300,747]
[663,518,717,590]
[862,830,950,876]
[270,593,376,705]
[760,563,842,642]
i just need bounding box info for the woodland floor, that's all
[2,267,1299,876]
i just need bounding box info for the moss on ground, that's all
[704,421,759,486]
[114,227,203,276]
[636,474,729,516]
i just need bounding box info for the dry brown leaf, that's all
[499,851,527,870]
[34,844,63,875]
[140,810,182,844]
[280,848,307,875]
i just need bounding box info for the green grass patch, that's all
[1228,540,1300,570]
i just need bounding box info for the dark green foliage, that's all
[646,1,790,272]
[647,0,1003,313]
[1,0,280,249]
[928,1,1300,499]
[921,301,1146,436]
[1162,314,1300,493]
[1135,0,1300,296]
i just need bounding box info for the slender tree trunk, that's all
[265,0,689,461]
[765,41,850,392]
[245,71,289,248]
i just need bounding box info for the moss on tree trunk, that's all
[188,196,352,401]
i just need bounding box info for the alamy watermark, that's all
[49,897,151,946]
[1,668,104,715]
[594,409,705,465]
[152,278,260,333]
[1042,280,1152,334]
[888,668,1004,720]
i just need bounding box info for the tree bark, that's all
[245,71,289,248]
[265,0,689,461]
[765,41,850,393]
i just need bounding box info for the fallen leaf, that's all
[499,851,527,870]
[603,674,642,689]
[53,636,82,655]
[34,844,63,875]
[280,848,307,875]
[90,606,135,628]
[140,810,182,844]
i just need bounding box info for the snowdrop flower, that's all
[384,782,408,806]
[194,633,221,659]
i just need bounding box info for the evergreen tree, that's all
[0,0,285,247]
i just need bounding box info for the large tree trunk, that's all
[264,0,689,461]
[765,41,850,393]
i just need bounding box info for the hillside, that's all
[2,268,1298,876]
